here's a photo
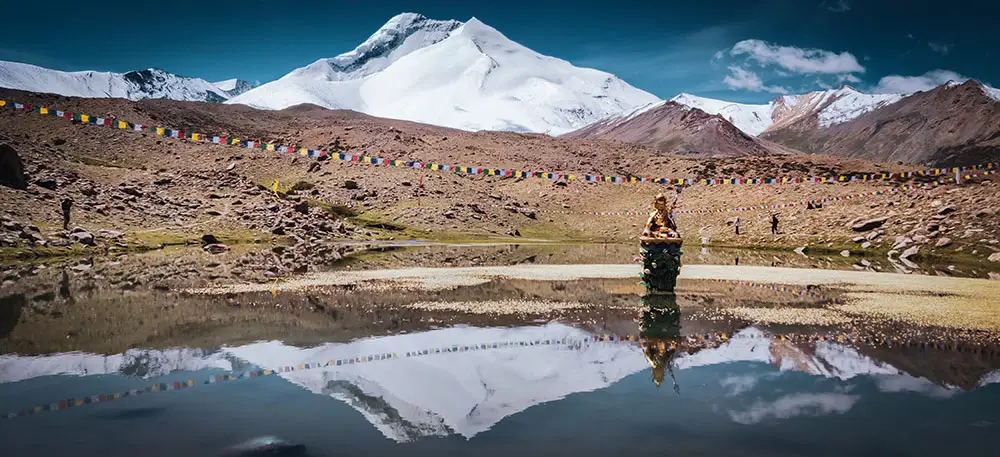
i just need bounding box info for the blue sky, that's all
[4,0,999,103]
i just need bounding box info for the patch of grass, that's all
[0,244,91,263]
[290,181,315,191]
[516,222,593,242]
[307,199,357,217]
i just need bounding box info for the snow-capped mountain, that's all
[0,348,235,383]
[212,78,256,97]
[226,13,659,135]
[761,80,1000,165]
[0,60,235,103]
[670,94,774,136]
[769,85,903,130]
[665,87,902,136]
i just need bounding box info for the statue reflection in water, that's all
[639,292,682,394]
[638,190,684,393]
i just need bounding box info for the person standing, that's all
[771,214,779,235]
[61,198,73,230]
[734,217,741,236]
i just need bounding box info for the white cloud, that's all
[728,39,865,75]
[875,375,958,398]
[729,393,859,425]
[723,66,789,94]
[720,375,758,395]
[823,0,851,12]
[874,69,968,94]
[928,42,952,55]
[837,74,861,83]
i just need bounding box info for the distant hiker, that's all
[734,217,741,236]
[61,198,73,230]
[771,214,779,235]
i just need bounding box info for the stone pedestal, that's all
[639,238,683,293]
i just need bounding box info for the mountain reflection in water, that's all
[2,307,999,456]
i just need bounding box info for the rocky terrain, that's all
[0,87,999,279]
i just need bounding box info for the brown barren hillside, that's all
[762,80,1000,166]
[1,88,1000,275]
[563,101,787,157]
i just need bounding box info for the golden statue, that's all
[641,338,680,393]
[641,192,680,242]
[639,293,682,393]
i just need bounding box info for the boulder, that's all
[900,246,919,260]
[861,241,872,249]
[851,216,889,232]
[97,229,124,239]
[989,252,1000,262]
[293,201,310,214]
[80,184,98,197]
[201,234,220,245]
[343,180,359,190]
[938,206,956,215]
[892,236,913,250]
[203,243,229,254]
[68,230,95,246]
[935,237,952,248]
[2,220,22,232]
[840,250,850,257]
[120,186,143,197]
[34,178,58,190]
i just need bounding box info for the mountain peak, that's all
[228,13,657,134]
[298,13,462,81]
[455,16,506,42]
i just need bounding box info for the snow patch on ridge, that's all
[982,84,1000,102]
[670,93,773,136]
[0,60,231,102]
[0,349,233,383]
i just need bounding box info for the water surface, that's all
[1,244,998,457]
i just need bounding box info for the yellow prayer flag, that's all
[266,144,275,151]
[80,114,89,123]
[272,179,279,198]
[39,107,48,114]
[191,133,200,141]
[568,175,575,181]
[156,127,164,135]
[118,121,126,129]
[0,100,6,106]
